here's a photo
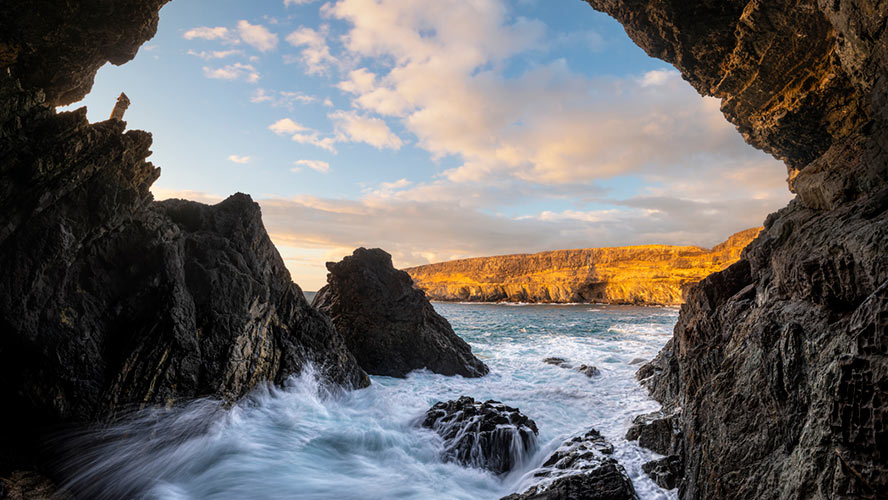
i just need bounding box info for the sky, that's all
[64,0,794,290]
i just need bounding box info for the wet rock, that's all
[580,0,888,498]
[628,358,647,365]
[502,429,637,500]
[543,357,571,368]
[313,248,488,378]
[576,365,600,377]
[420,396,538,474]
[642,455,682,490]
[0,0,368,479]
[625,409,681,456]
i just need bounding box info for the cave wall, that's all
[0,0,368,477]
[582,0,887,498]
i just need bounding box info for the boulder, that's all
[420,396,538,474]
[313,248,488,378]
[502,429,637,500]
[576,365,600,377]
[625,409,682,456]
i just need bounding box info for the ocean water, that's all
[58,303,679,500]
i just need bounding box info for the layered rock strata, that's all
[313,248,489,378]
[421,396,538,474]
[405,228,761,305]
[0,0,368,481]
[583,0,888,498]
[502,429,637,500]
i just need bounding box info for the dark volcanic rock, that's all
[543,357,570,367]
[0,0,368,478]
[642,455,682,490]
[421,396,538,474]
[502,429,637,500]
[0,0,171,106]
[625,409,681,457]
[576,364,600,377]
[582,0,888,498]
[313,248,488,378]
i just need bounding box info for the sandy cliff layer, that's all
[582,0,888,499]
[406,228,760,305]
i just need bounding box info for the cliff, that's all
[582,0,888,499]
[0,0,367,483]
[314,248,488,378]
[405,228,761,305]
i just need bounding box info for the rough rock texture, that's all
[405,228,761,305]
[642,455,682,490]
[313,248,488,378]
[582,0,888,499]
[0,0,171,106]
[0,0,368,481]
[421,396,538,474]
[501,429,637,500]
[624,409,682,457]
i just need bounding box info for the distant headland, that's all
[405,228,761,305]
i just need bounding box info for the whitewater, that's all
[57,302,679,500]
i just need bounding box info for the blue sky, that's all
[67,0,793,290]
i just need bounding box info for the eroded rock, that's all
[420,396,538,474]
[313,248,488,378]
[502,429,637,500]
[582,1,888,498]
[625,409,682,457]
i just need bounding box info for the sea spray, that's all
[53,304,680,500]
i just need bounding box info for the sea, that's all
[58,301,680,500]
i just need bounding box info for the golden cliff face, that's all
[405,228,761,305]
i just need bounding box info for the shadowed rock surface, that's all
[421,396,538,474]
[406,228,761,305]
[313,248,488,378]
[501,429,637,500]
[624,409,682,457]
[0,0,367,483]
[583,0,888,498]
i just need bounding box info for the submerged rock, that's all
[313,248,488,378]
[502,429,637,500]
[420,396,538,474]
[576,365,600,377]
[543,357,571,367]
[544,358,600,377]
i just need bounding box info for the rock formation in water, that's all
[405,228,761,305]
[421,396,538,474]
[0,0,368,483]
[313,248,489,378]
[502,429,637,500]
[582,0,888,498]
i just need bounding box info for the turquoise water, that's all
[62,303,679,500]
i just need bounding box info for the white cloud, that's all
[284,0,316,5]
[285,26,340,74]
[268,118,310,135]
[183,26,232,41]
[292,159,331,173]
[252,89,317,109]
[203,62,260,83]
[291,133,338,153]
[329,110,403,150]
[228,155,252,164]
[640,69,676,87]
[187,49,243,60]
[237,20,278,52]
